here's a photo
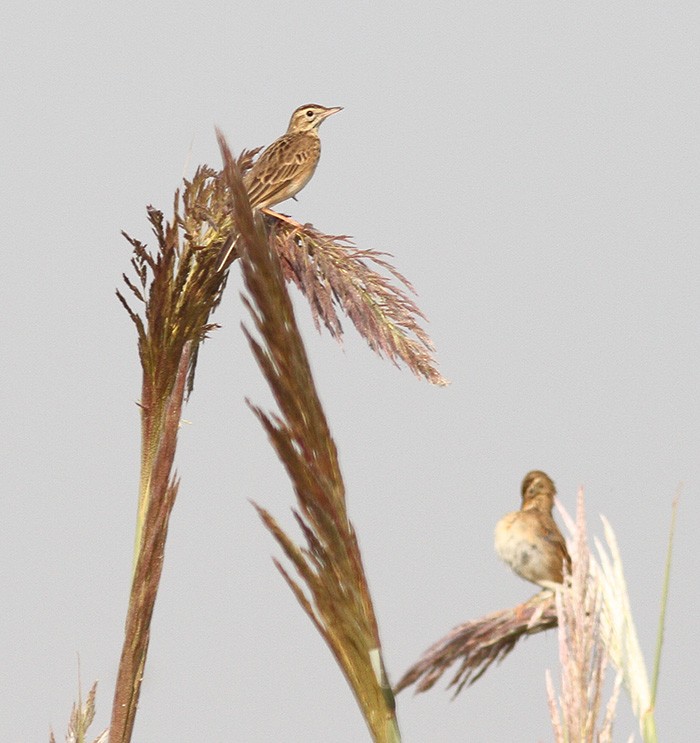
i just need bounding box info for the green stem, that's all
[645,489,680,743]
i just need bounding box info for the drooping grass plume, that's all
[268,217,446,385]
[217,130,401,742]
[50,681,107,743]
[546,489,622,743]
[394,591,558,695]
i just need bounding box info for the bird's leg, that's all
[261,207,305,232]
[538,580,563,593]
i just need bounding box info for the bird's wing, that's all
[245,134,319,208]
[542,517,572,569]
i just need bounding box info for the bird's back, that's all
[244,131,321,209]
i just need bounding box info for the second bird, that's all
[494,470,572,588]
[217,103,342,269]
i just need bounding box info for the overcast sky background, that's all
[1,2,698,741]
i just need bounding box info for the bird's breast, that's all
[494,511,563,586]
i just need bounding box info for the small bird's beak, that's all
[321,106,343,119]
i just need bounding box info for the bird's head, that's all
[287,104,343,133]
[520,470,556,509]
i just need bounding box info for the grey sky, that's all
[1,1,698,740]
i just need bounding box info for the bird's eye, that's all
[305,110,314,117]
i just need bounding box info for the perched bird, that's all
[217,103,342,269]
[494,471,571,588]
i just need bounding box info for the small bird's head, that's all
[521,470,556,508]
[287,104,343,133]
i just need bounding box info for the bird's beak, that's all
[321,106,343,119]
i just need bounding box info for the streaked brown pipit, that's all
[217,103,342,269]
[494,470,571,588]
